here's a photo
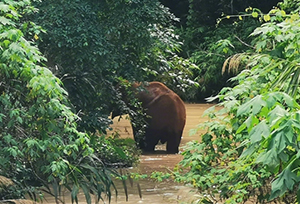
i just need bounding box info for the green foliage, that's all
[151,171,172,182]
[178,1,266,100]
[173,0,284,101]
[173,4,300,204]
[185,0,280,28]
[145,28,199,101]
[278,0,300,14]
[31,0,197,132]
[0,175,40,201]
[95,135,141,168]
[111,79,150,149]
[0,1,135,203]
[186,20,258,99]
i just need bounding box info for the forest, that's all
[1,0,300,203]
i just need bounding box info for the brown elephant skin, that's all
[114,81,186,154]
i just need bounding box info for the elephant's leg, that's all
[143,129,160,152]
[166,131,182,154]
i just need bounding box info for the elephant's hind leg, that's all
[166,131,182,154]
[143,129,160,152]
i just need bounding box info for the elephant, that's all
[112,81,186,154]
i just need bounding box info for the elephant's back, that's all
[145,88,186,130]
[135,81,186,129]
[141,82,171,101]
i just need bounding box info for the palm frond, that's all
[0,176,14,188]
[222,53,248,74]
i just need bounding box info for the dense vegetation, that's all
[31,0,197,133]
[0,0,137,203]
[170,0,300,203]
[163,0,281,99]
[3,0,300,203]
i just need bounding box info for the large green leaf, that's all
[256,149,279,168]
[249,120,270,143]
[237,95,266,116]
[270,167,299,200]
